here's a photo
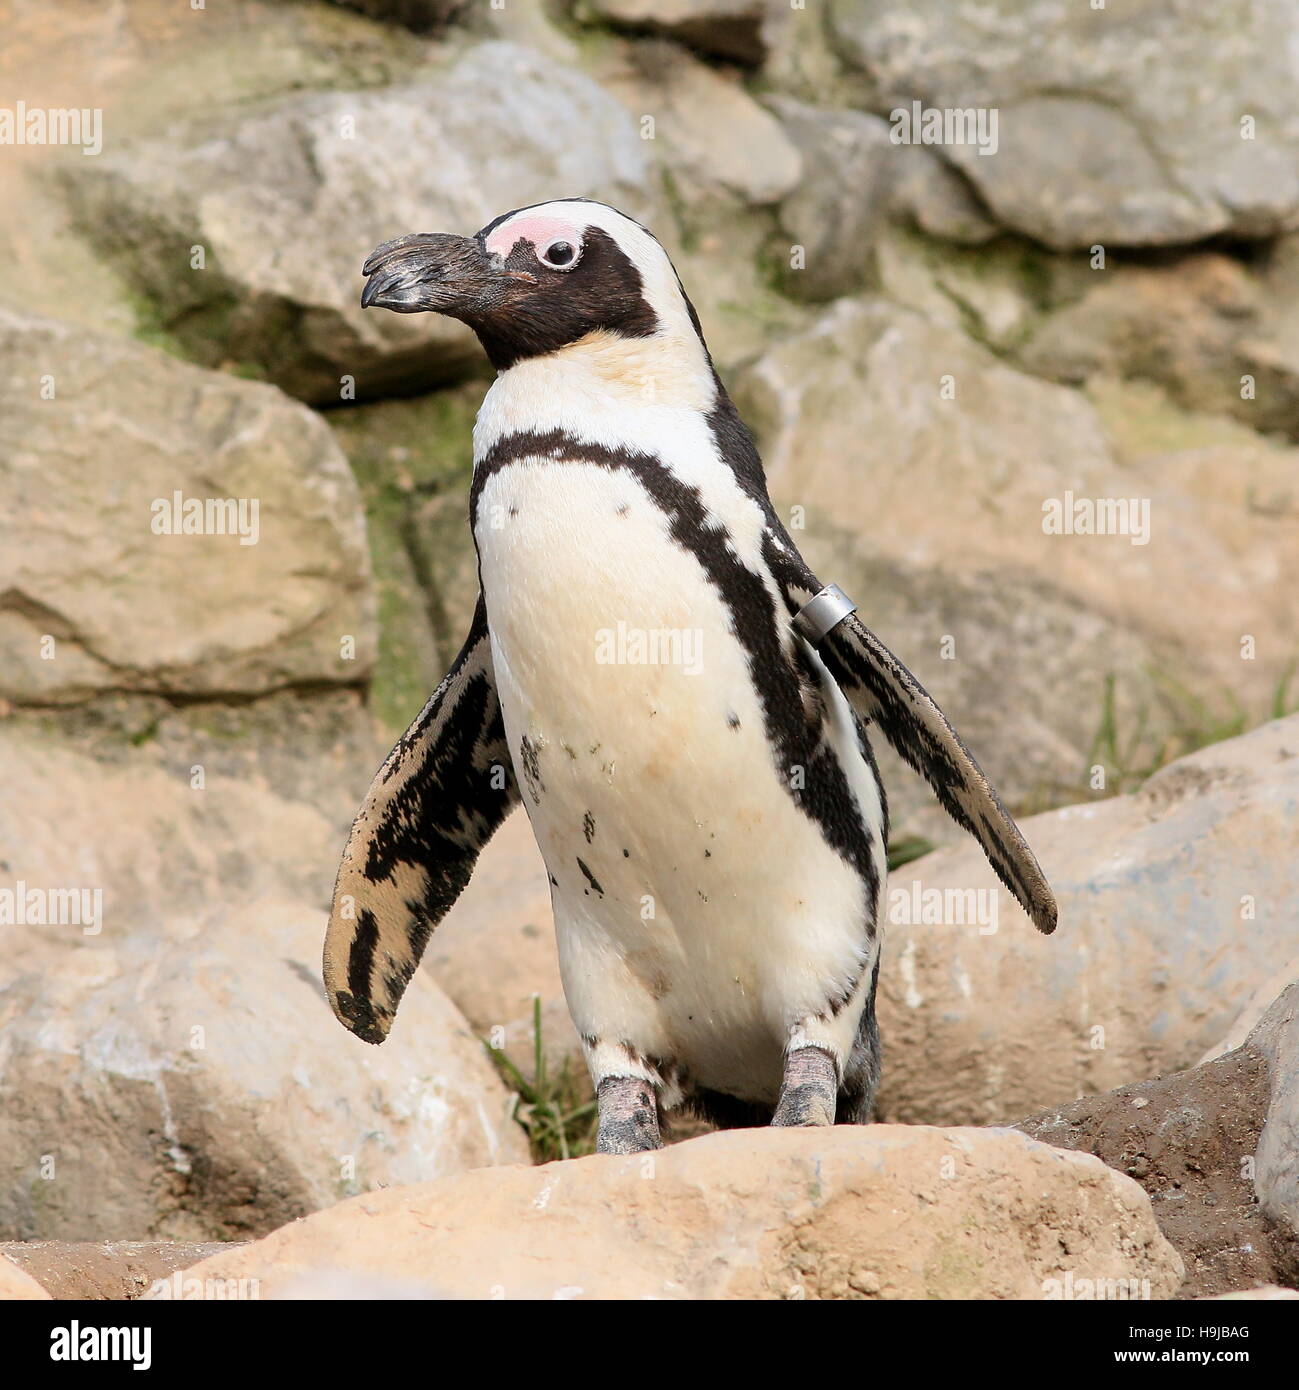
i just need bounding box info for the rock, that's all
[0,1257,51,1301]
[0,727,530,1242]
[1249,982,1299,1281]
[1018,1041,1278,1298]
[61,41,655,403]
[770,98,998,301]
[1019,977,1299,1296]
[872,225,1046,352]
[176,1125,1183,1299]
[734,296,1299,824]
[598,40,800,208]
[578,0,768,66]
[0,0,436,348]
[768,99,893,300]
[0,307,375,706]
[872,716,1299,1129]
[826,0,1299,248]
[0,1241,240,1300]
[1017,249,1299,441]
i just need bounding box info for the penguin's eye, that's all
[537,238,580,271]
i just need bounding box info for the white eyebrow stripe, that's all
[484,215,582,258]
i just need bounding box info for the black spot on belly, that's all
[576,857,604,896]
[519,734,544,805]
[622,847,630,858]
[704,849,711,858]
[582,811,595,843]
[727,710,741,730]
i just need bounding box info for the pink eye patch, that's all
[484,215,581,260]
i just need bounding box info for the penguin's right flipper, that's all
[323,594,518,1043]
[819,609,1057,936]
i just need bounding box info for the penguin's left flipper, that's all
[322,594,519,1043]
[817,608,1056,934]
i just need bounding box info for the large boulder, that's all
[61,41,656,403]
[0,307,375,706]
[826,0,1299,249]
[175,1125,1183,1299]
[874,716,1299,1127]
[0,728,529,1242]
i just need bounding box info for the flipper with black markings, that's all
[765,536,1057,936]
[323,594,519,1042]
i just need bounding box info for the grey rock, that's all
[827,0,1299,249]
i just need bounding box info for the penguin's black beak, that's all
[360,232,529,317]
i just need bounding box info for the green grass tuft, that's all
[484,997,597,1164]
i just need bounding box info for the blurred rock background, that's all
[0,0,1297,1296]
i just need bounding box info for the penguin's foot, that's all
[771,1045,838,1128]
[595,1075,662,1154]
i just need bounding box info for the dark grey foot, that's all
[771,1045,838,1128]
[595,1075,662,1154]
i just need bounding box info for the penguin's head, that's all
[360,199,704,371]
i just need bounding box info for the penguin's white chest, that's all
[474,458,881,1102]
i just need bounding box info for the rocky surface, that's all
[0,728,530,1243]
[62,40,657,403]
[0,307,375,705]
[428,810,580,1078]
[827,0,1299,248]
[176,1125,1183,1299]
[1019,977,1299,1298]
[1,0,1297,1302]
[874,716,1299,1127]
[0,1241,240,1301]
[1016,248,1299,441]
[737,300,1299,827]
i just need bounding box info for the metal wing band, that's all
[792,583,858,648]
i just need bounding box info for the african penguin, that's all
[324,199,1057,1153]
